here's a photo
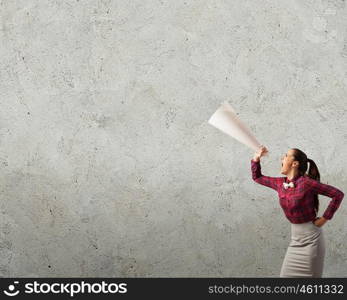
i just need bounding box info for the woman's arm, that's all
[307,178,344,220]
[251,159,282,191]
[251,145,282,191]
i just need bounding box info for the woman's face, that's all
[280,149,297,175]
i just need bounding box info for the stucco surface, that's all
[0,0,346,277]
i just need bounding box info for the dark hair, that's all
[292,148,321,214]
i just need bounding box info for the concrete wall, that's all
[0,0,346,277]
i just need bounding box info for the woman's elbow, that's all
[339,190,344,200]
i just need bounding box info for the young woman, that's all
[251,146,344,278]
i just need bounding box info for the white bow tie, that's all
[283,182,295,189]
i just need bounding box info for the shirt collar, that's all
[286,174,302,183]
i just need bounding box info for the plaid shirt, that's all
[251,159,344,223]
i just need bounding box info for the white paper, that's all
[208,101,262,152]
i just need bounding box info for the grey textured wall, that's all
[0,0,346,277]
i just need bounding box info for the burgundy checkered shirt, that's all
[251,159,344,223]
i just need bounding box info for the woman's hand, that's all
[313,217,327,227]
[253,145,269,162]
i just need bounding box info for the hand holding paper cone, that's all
[208,101,263,152]
[253,145,269,161]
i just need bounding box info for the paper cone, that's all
[208,101,262,152]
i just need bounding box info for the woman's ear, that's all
[292,161,299,168]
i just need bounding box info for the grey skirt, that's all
[280,220,326,278]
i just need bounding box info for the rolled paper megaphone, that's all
[208,101,262,152]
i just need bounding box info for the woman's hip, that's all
[290,220,323,238]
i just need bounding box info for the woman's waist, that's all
[290,220,321,236]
